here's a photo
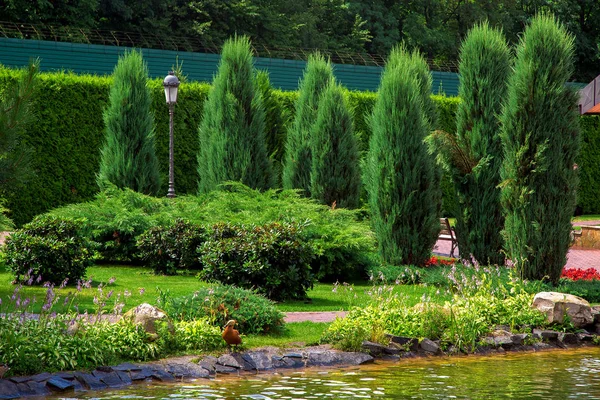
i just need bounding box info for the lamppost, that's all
[163,71,180,198]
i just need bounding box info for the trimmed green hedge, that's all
[1,65,598,225]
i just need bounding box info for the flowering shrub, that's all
[424,256,456,267]
[561,268,600,281]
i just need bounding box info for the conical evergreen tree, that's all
[98,50,161,195]
[500,14,580,283]
[427,23,511,265]
[366,51,441,266]
[282,53,333,196]
[197,36,273,193]
[310,80,360,209]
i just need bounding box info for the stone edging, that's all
[0,346,373,398]
[1,331,598,399]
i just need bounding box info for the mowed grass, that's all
[0,265,448,314]
[244,322,329,348]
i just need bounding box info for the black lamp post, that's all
[163,71,180,198]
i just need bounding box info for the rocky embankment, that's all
[0,347,373,398]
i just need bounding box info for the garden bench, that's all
[438,217,458,258]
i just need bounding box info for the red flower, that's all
[425,256,456,267]
[561,268,600,281]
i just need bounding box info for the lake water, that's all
[63,348,600,399]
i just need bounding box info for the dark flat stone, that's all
[0,379,20,399]
[47,377,75,391]
[129,368,152,381]
[96,366,114,373]
[150,370,175,382]
[115,371,132,386]
[8,376,30,384]
[198,356,218,373]
[577,333,595,342]
[419,338,441,354]
[215,364,238,374]
[511,333,529,346]
[29,372,52,382]
[217,354,242,369]
[167,363,210,379]
[54,372,75,380]
[362,341,388,356]
[113,362,142,372]
[19,381,51,397]
[74,372,108,391]
[240,354,258,371]
[94,371,124,388]
[283,352,303,358]
[558,332,579,344]
[386,335,419,351]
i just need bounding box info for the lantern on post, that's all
[163,71,180,198]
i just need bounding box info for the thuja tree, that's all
[98,50,161,195]
[500,14,580,283]
[282,53,333,196]
[197,36,273,193]
[366,52,440,266]
[310,80,360,209]
[0,60,39,229]
[428,23,511,265]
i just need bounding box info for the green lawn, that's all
[573,215,600,222]
[0,265,447,314]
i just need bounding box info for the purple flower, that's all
[107,290,114,299]
[108,276,116,285]
[36,275,42,283]
[59,279,69,289]
[139,288,145,295]
[22,298,30,308]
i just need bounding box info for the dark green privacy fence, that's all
[0,37,460,95]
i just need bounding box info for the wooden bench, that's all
[438,217,458,258]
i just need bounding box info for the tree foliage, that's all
[500,14,580,284]
[428,22,511,265]
[98,50,161,195]
[310,81,361,209]
[282,53,333,196]
[366,48,440,266]
[197,35,273,193]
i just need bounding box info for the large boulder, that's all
[532,292,593,328]
[122,303,173,339]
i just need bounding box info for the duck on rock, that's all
[222,320,242,351]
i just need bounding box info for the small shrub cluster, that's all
[199,222,315,301]
[4,215,93,284]
[137,219,207,275]
[49,184,375,280]
[160,285,284,335]
[322,269,548,353]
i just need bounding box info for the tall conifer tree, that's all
[282,53,333,196]
[310,80,360,209]
[197,36,273,193]
[500,15,580,283]
[366,49,440,266]
[427,23,511,265]
[98,50,161,194]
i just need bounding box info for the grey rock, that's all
[283,352,303,358]
[198,356,218,373]
[532,342,553,350]
[419,338,440,354]
[74,372,108,390]
[47,377,75,391]
[215,364,238,374]
[115,371,132,386]
[362,341,388,356]
[8,376,30,384]
[240,354,258,371]
[306,352,338,366]
[591,308,600,324]
[167,363,210,379]
[335,352,373,365]
[280,356,304,369]
[95,366,114,373]
[151,369,176,382]
[533,329,559,340]
[113,362,142,372]
[129,369,150,381]
[218,354,243,369]
[244,352,273,371]
[493,336,514,348]
[54,372,75,379]
[18,381,51,397]
[382,345,402,355]
[93,371,124,388]
[511,333,529,346]
[558,332,579,344]
[122,303,173,337]
[29,372,52,382]
[577,332,595,342]
[533,292,593,328]
[0,379,20,399]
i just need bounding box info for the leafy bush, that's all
[158,318,225,353]
[199,222,315,301]
[137,219,207,275]
[161,285,284,335]
[4,215,93,284]
[50,184,376,279]
[0,316,159,376]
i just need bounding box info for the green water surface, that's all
[62,348,600,399]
